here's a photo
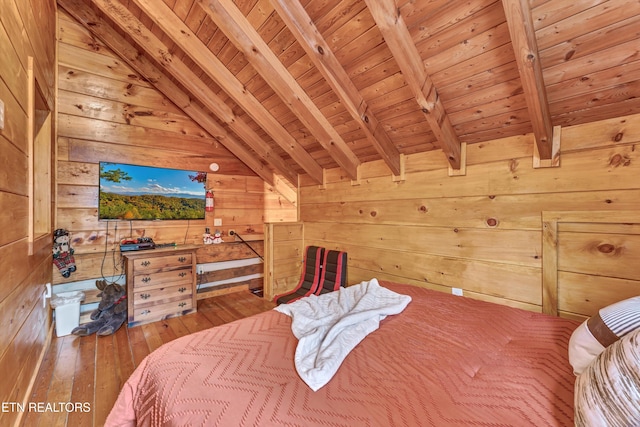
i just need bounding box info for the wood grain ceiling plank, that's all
[532,0,608,31]
[431,44,515,89]
[171,0,194,20]
[412,1,505,59]
[381,110,433,135]
[57,0,285,190]
[312,0,365,36]
[444,78,525,115]
[365,0,462,169]
[540,15,640,70]
[460,125,534,146]
[334,25,386,69]
[360,72,411,105]
[449,91,529,127]
[248,0,277,35]
[183,1,207,32]
[547,60,640,104]
[535,0,639,50]
[347,50,399,91]
[550,97,640,128]
[543,39,640,86]
[194,13,218,45]
[437,62,520,102]
[200,0,361,180]
[374,99,424,123]
[397,0,452,29]
[322,8,374,54]
[550,80,640,117]
[455,109,532,142]
[502,0,555,161]
[272,0,402,175]
[408,0,499,46]
[131,0,325,184]
[301,0,338,22]
[422,22,513,76]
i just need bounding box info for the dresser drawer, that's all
[132,253,193,273]
[133,283,191,306]
[133,268,192,288]
[131,299,194,323]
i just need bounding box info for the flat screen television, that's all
[98,162,207,220]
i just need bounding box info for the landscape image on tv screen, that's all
[99,162,207,220]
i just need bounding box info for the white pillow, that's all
[574,328,640,427]
[568,296,640,375]
[568,321,605,375]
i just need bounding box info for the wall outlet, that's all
[452,287,463,296]
[43,283,52,308]
[213,218,222,226]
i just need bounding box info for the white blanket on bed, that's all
[274,278,412,391]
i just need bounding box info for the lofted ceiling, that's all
[58,0,640,187]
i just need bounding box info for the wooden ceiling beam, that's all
[131,0,324,185]
[81,0,299,187]
[364,0,462,170]
[56,0,294,197]
[502,0,557,163]
[271,0,402,176]
[199,0,361,181]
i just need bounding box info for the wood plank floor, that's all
[21,290,275,427]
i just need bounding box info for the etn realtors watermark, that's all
[2,401,91,413]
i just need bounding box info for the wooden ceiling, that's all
[57,0,640,186]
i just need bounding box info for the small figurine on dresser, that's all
[212,230,223,244]
[203,227,215,245]
[52,228,77,278]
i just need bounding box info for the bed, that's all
[106,280,580,426]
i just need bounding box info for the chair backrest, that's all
[299,246,325,293]
[316,250,347,294]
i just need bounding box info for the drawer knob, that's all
[141,277,151,283]
[179,302,187,308]
[140,310,151,315]
[178,256,187,263]
[141,260,151,267]
[178,287,187,293]
[178,272,187,278]
[140,293,151,299]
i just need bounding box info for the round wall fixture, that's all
[209,162,220,172]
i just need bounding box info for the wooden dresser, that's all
[123,245,198,327]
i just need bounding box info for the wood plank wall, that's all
[55,9,296,288]
[541,211,640,319]
[299,113,640,312]
[264,222,304,301]
[0,1,57,425]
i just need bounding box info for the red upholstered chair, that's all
[315,250,347,295]
[274,246,325,305]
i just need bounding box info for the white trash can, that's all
[50,291,85,337]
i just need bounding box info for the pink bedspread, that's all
[107,282,579,426]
